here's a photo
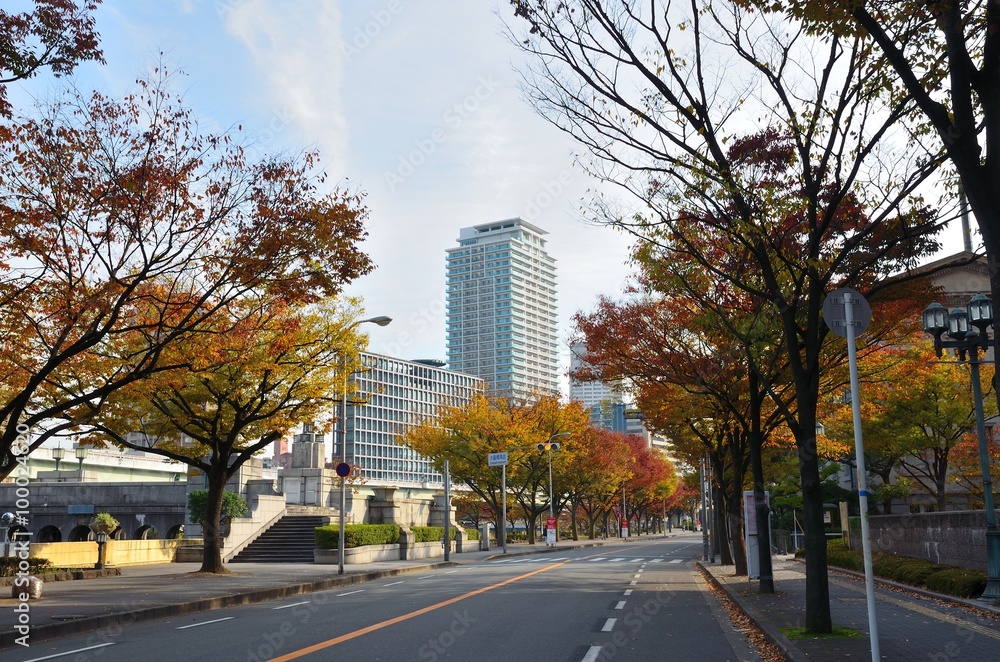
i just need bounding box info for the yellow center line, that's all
[268,560,571,661]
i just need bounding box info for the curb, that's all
[0,562,451,650]
[696,562,809,662]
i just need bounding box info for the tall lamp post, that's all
[538,431,569,546]
[337,315,392,576]
[922,295,1000,602]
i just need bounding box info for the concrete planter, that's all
[314,543,401,564]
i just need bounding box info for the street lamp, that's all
[922,295,1000,602]
[74,446,88,473]
[537,432,569,546]
[52,447,65,473]
[338,315,392,576]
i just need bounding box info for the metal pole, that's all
[444,459,451,562]
[845,294,881,661]
[338,363,347,576]
[701,457,709,562]
[501,463,507,555]
[967,352,1000,601]
[547,446,554,546]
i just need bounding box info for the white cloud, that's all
[222,0,348,175]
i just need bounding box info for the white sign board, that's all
[488,452,508,467]
[743,490,771,580]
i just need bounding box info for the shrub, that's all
[187,489,249,525]
[314,524,400,549]
[412,526,444,543]
[924,568,987,599]
[0,557,51,577]
[464,528,480,541]
[90,513,119,531]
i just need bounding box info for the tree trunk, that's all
[748,377,775,593]
[798,435,832,634]
[199,469,229,574]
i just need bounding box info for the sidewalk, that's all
[700,557,1000,662]
[0,537,617,650]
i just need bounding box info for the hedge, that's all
[817,538,987,600]
[315,524,400,549]
[0,557,51,577]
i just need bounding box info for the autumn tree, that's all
[741,1,1000,418]
[508,1,947,632]
[561,426,632,539]
[85,297,369,573]
[0,70,373,479]
[401,393,590,543]
[0,0,103,117]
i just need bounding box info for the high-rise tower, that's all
[446,218,559,398]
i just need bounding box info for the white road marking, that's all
[589,557,606,562]
[623,589,633,596]
[445,570,459,574]
[22,644,115,662]
[629,580,638,586]
[649,559,663,563]
[602,618,617,632]
[176,617,235,630]
[615,601,626,610]
[418,575,435,579]
[634,573,642,579]
[272,601,310,610]
[337,589,365,596]
[548,557,568,561]
[382,581,405,587]
[669,559,683,564]
[582,646,603,662]
[610,557,626,562]
[629,558,644,562]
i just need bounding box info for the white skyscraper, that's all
[446,218,559,398]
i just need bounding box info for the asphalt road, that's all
[3,534,758,662]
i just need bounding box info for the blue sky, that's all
[11,0,634,377]
[10,1,969,383]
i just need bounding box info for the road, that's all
[4,534,758,662]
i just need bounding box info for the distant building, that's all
[446,218,560,398]
[332,353,484,487]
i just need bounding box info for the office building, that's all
[334,353,484,487]
[446,218,560,398]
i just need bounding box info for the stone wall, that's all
[850,510,995,570]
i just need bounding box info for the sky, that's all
[11,1,971,391]
[9,0,637,386]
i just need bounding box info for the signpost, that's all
[823,287,880,662]
[488,452,509,554]
[546,516,557,545]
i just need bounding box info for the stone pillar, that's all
[430,493,456,528]
[398,525,414,560]
[370,487,401,525]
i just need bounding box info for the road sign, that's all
[488,452,508,467]
[822,287,871,338]
[335,462,351,477]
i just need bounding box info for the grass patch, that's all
[781,626,863,640]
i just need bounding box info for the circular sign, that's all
[335,462,351,477]
[822,287,872,338]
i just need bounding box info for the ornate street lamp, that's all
[51,447,65,473]
[922,295,1000,602]
[74,446,88,473]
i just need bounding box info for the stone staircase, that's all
[229,513,327,563]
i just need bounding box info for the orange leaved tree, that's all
[0,70,372,478]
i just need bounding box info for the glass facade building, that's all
[333,353,483,487]
[445,218,560,398]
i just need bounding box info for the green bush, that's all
[924,568,988,599]
[464,528,480,541]
[187,489,249,525]
[314,524,400,549]
[824,539,986,599]
[412,526,444,543]
[0,557,51,577]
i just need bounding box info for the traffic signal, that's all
[536,442,561,451]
